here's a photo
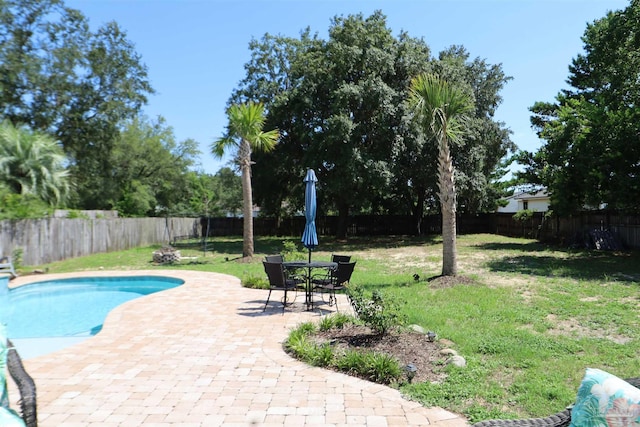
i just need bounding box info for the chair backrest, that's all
[331,254,351,263]
[264,254,284,263]
[263,261,286,287]
[334,261,356,285]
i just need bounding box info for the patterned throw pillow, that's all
[569,368,640,427]
[0,406,26,427]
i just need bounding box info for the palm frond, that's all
[211,101,279,159]
[408,73,474,139]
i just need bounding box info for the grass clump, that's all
[284,315,404,385]
[318,312,352,331]
[241,273,268,289]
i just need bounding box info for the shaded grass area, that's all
[32,233,640,422]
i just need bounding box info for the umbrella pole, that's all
[308,248,311,263]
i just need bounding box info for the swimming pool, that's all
[1,275,184,358]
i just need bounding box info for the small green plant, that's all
[318,313,356,331]
[362,351,403,384]
[335,349,364,374]
[310,343,335,367]
[66,210,90,219]
[11,248,23,271]
[347,284,406,335]
[241,273,269,289]
[281,240,307,261]
[284,323,316,361]
[333,349,403,385]
[318,316,334,332]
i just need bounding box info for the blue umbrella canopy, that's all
[301,169,318,262]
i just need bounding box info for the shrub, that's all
[11,248,23,272]
[512,209,534,222]
[281,240,307,261]
[347,284,406,335]
[66,210,90,219]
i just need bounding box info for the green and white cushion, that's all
[569,368,640,427]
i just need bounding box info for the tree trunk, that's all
[336,202,349,240]
[438,139,457,276]
[240,139,254,258]
[411,191,426,236]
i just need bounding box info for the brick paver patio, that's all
[9,270,470,426]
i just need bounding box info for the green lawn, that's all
[30,233,640,422]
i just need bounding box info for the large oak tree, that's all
[232,11,513,237]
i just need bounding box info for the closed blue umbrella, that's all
[301,169,318,263]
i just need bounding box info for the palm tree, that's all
[0,121,70,206]
[212,102,279,258]
[409,74,473,276]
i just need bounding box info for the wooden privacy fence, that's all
[3,212,639,267]
[204,212,640,249]
[201,214,495,237]
[0,217,199,266]
[493,212,640,249]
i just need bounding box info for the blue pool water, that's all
[0,275,183,358]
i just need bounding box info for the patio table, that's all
[282,261,337,310]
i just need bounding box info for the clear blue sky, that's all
[67,0,629,175]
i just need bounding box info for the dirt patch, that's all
[546,314,632,344]
[311,323,448,384]
[427,274,477,289]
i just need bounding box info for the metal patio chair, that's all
[331,254,351,263]
[262,261,302,312]
[264,254,284,263]
[311,261,356,311]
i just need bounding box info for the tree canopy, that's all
[0,0,153,209]
[519,0,640,215]
[232,11,514,236]
[109,116,200,217]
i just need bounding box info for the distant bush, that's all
[0,191,53,220]
[512,209,534,222]
[281,240,307,261]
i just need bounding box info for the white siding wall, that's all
[526,199,550,212]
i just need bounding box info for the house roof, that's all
[503,189,549,201]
